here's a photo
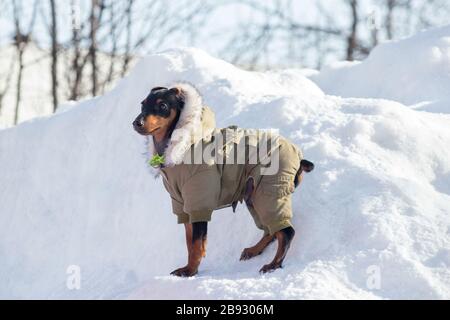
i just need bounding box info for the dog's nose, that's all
[133,119,143,128]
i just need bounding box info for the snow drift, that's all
[310,25,450,112]
[1,28,450,299]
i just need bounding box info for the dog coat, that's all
[147,83,303,235]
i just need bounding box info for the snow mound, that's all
[310,25,450,110]
[0,44,449,299]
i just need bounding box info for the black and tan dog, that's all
[133,83,314,276]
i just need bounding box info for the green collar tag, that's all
[149,154,165,168]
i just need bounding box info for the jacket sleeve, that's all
[181,167,221,223]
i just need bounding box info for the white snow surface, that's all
[310,25,450,111]
[1,27,450,299]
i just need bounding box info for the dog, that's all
[133,84,314,277]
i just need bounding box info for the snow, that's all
[1,26,450,299]
[309,25,450,109]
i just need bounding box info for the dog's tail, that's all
[294,159,314,187]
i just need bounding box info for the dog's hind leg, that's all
[171,222,207,277]
[240,233,275,260]
[241,202,275,260]
[259,226,295,273]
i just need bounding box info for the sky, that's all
[0,0,448,69]
[0,0,366,67]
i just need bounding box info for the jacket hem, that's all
[267,219,293,235]
[177,213,190,224]
[188,211,213,223]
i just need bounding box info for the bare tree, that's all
[49,0,58,112]
[88,0,106,96]
[219,0,450,68]
[220,0,343,69]
[346,0,359,61]
[385,0,396,39]
[102,0,136,90]
[103,0,119,89]
[368,10,379,48]
[97,0,214,86]
[121,0,134,77]
[11,0,39,125]
[65,0,212,99]
[378,0,450,40]
[68,0,84,101]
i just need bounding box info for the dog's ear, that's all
[150,86,167,93]
[168,87,182,97]
[168,87,185,107]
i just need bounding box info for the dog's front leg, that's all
[184,223,193,257]
[170,222,207,277]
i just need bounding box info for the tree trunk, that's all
[89,0,99,96]
[14,48,24,125]
[121,0,134,77]
[69,0,82,101]
[104,1,117,89]
[385,0,396,40]
[50,0,59,112]
[346,0,358,61]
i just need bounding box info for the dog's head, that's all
[132,86,185,139]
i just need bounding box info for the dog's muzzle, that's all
[133,115,145,132]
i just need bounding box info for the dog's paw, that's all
[259,262,282,274]
[240,248,260,261]
[170,266,198,277]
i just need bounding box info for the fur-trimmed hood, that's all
[146,82,216,170]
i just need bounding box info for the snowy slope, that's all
[309,25,450,112]
[1,33,450,299]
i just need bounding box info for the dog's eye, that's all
[160,103,169,111]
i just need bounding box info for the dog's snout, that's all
[133,116,144,129]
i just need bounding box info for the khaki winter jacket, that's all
[147,83,303,235]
